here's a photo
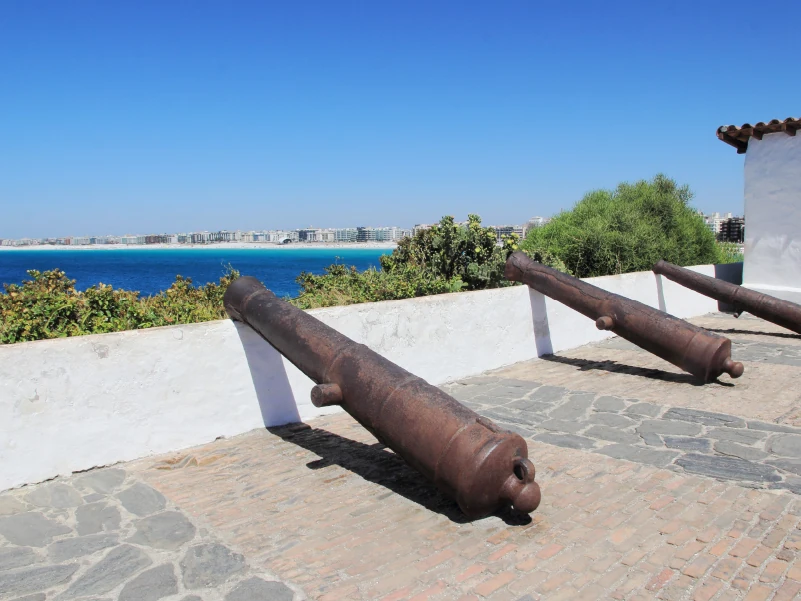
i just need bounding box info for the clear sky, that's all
[1,1,798,239]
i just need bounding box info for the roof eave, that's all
[717,118,801,153]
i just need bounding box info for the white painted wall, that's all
[743,133,801,303]
[0,264,727,491]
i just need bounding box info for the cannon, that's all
[505,251,744,382]
[653,260,801,336]
[224,276,541,518]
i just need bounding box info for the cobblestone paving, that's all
[441,377,801,495]
[141,415,801,601]
[0,467,302,601]
[499,312,801,427]
[4,312,801,600]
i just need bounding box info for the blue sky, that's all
[1,1,798,239]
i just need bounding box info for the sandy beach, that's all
[0,242,398,252]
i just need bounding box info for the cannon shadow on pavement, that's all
[538,354,735,387]
[268,425,534,526]
[705,327,801,340]
[234,322,302,427]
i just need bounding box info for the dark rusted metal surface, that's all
[224,276,541,518]
[654,260,801,335]
[505,252,744,382]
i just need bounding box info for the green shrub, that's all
[0,268,239,344]
[290,263,459,309]
[380,214,516,290]
[717,241,744,264]
[3,186,743,344]
[291,214,521,309]
[522,174,724,278]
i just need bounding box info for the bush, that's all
[290,263,459,309]
[522,174,724,278]
[717,241,744,264]
[380,214,516,290]
[3,187,742,343]
[0,268,239,344]
[291,214,521,309]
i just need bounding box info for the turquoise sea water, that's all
[0,247,390,298]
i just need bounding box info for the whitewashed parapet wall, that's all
[743,132,801,303]
[1,264,730,491]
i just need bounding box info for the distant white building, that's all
[356,227,377,242]
[317,229,336,243]
[489,225,524,244]
[698,211,732,236]
[374,227,403,242]
[335,228,357,242]
[210,230,241,242]
[523,217,551,237]
[718,116,801,302]
[89,236,106,245]
[6,238,38,246]
[190,232,211,244]
[298,229,321,242]
[266,230,298,244]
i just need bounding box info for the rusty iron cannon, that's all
[653,260,801,336]
[505,251,744,382]
[224,276,541,518]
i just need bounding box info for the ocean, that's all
[0,247,390,298]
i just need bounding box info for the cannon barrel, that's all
[653,260,801,335]
[505,252,744,382]
[224,276,541,518]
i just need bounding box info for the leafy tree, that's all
[522,174,724,278]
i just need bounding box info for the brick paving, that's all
[2,312,800,600]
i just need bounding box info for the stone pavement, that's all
[0,466,301,600]
[2,312,801,600]
[444,376,801,494]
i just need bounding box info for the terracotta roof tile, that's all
[717,117,801,153]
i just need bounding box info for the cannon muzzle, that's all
[224,276,541,518]
[505,252,744,382]
[653,260,801,335]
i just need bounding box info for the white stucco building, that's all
[718,117,801,303]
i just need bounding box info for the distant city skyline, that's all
[0,217,552,246]
[2,1,798,239]
[2,211,750,247]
